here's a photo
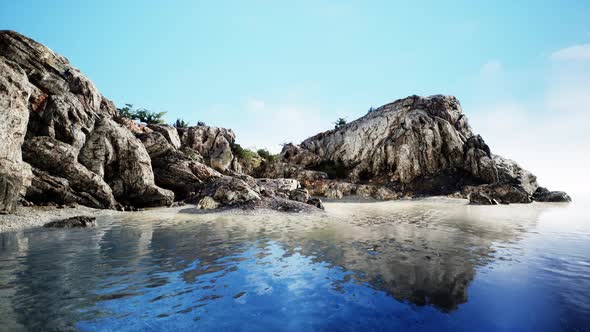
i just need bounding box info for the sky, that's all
[1,0,589,194]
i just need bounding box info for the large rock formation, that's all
[259,95,570,203]
[0,31,568,216]
[0,30,174,209]
[0,31,322,214]
[0,54,32,212]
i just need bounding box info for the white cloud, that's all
[234,98,331,153]
[550,44,590,61]
[468,54,590,195]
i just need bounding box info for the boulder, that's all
[150,150,222,200]
[289,188,310,203]
[533,187,572,202]
[43,216,96,228]
[179,126,236,172]
[78,117,174,207]
[196,196,220,210]
[149,124,181,149]
[187,176,261,206]
[256,178,300,197]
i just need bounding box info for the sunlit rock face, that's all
[261,95,569,203]
[0,30,174,208]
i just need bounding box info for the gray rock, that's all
[0,30,173,211]
[43,216,96,228]
[22,136,118,209]
[289,188,310,203]
[533,187,572,202]
[187,176,261,206]
[306,197,325,210]
[468,192,498,205]
[0,56,33,212]
[256,178,300,197]
[260,94,567,204]
[179,126,236,172]
[149,124,181,149]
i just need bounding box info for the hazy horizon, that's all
[1,0,589,194]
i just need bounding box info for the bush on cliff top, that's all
[117,104,166,125]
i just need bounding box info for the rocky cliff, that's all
[0,31,318,213]
[259,95,571,204]
[0,31,570,214]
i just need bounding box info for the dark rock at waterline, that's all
[468,192,498,205]
[533,187,572,202]
[43,216,96,228]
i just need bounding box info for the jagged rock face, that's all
[300,95,495,185]
[0,56,33,212]
[79,117,174,207]
[22,136,118,209]
[179,126,236,172]
[0,30,173,209]
[265,94,560,203]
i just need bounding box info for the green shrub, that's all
[334,117,347,130]
[117,104,166,125]
[256,149,278,162]
[230,143,258,162]
[174,118,189,128]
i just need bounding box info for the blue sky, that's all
[1,1,589,192]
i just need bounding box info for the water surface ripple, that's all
[0,198,588,331]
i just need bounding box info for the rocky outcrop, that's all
[178,126,237,172]
[260,95,569,204]
[0,30,172,209]
[0,55,33,213]
[532,187,572,202]
[43,216,96,228]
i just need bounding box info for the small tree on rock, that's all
[334,117,347,130]
[174,118,189,128]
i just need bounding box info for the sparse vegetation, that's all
[257,149,278,163]
[367,106,376,114]
[334,117,347,130]
[230,143,258,162]
[197,121,206,126]
[117,104,166,125]
[173,118,189,128]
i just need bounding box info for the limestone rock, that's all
[0,56,33,212]
[79,117,174,207]
[260,94,567,204]
[187,176,261,206]
[179,126,236,172]
[0,30,173,211]
[150,150,222,200]
[22,136,118,209]
[149,124,181,149]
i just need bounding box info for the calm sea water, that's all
[0,197,589,332]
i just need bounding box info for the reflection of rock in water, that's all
[165,198,546,311]
[0,198,550,329]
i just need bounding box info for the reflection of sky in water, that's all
[0,198,589,331]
